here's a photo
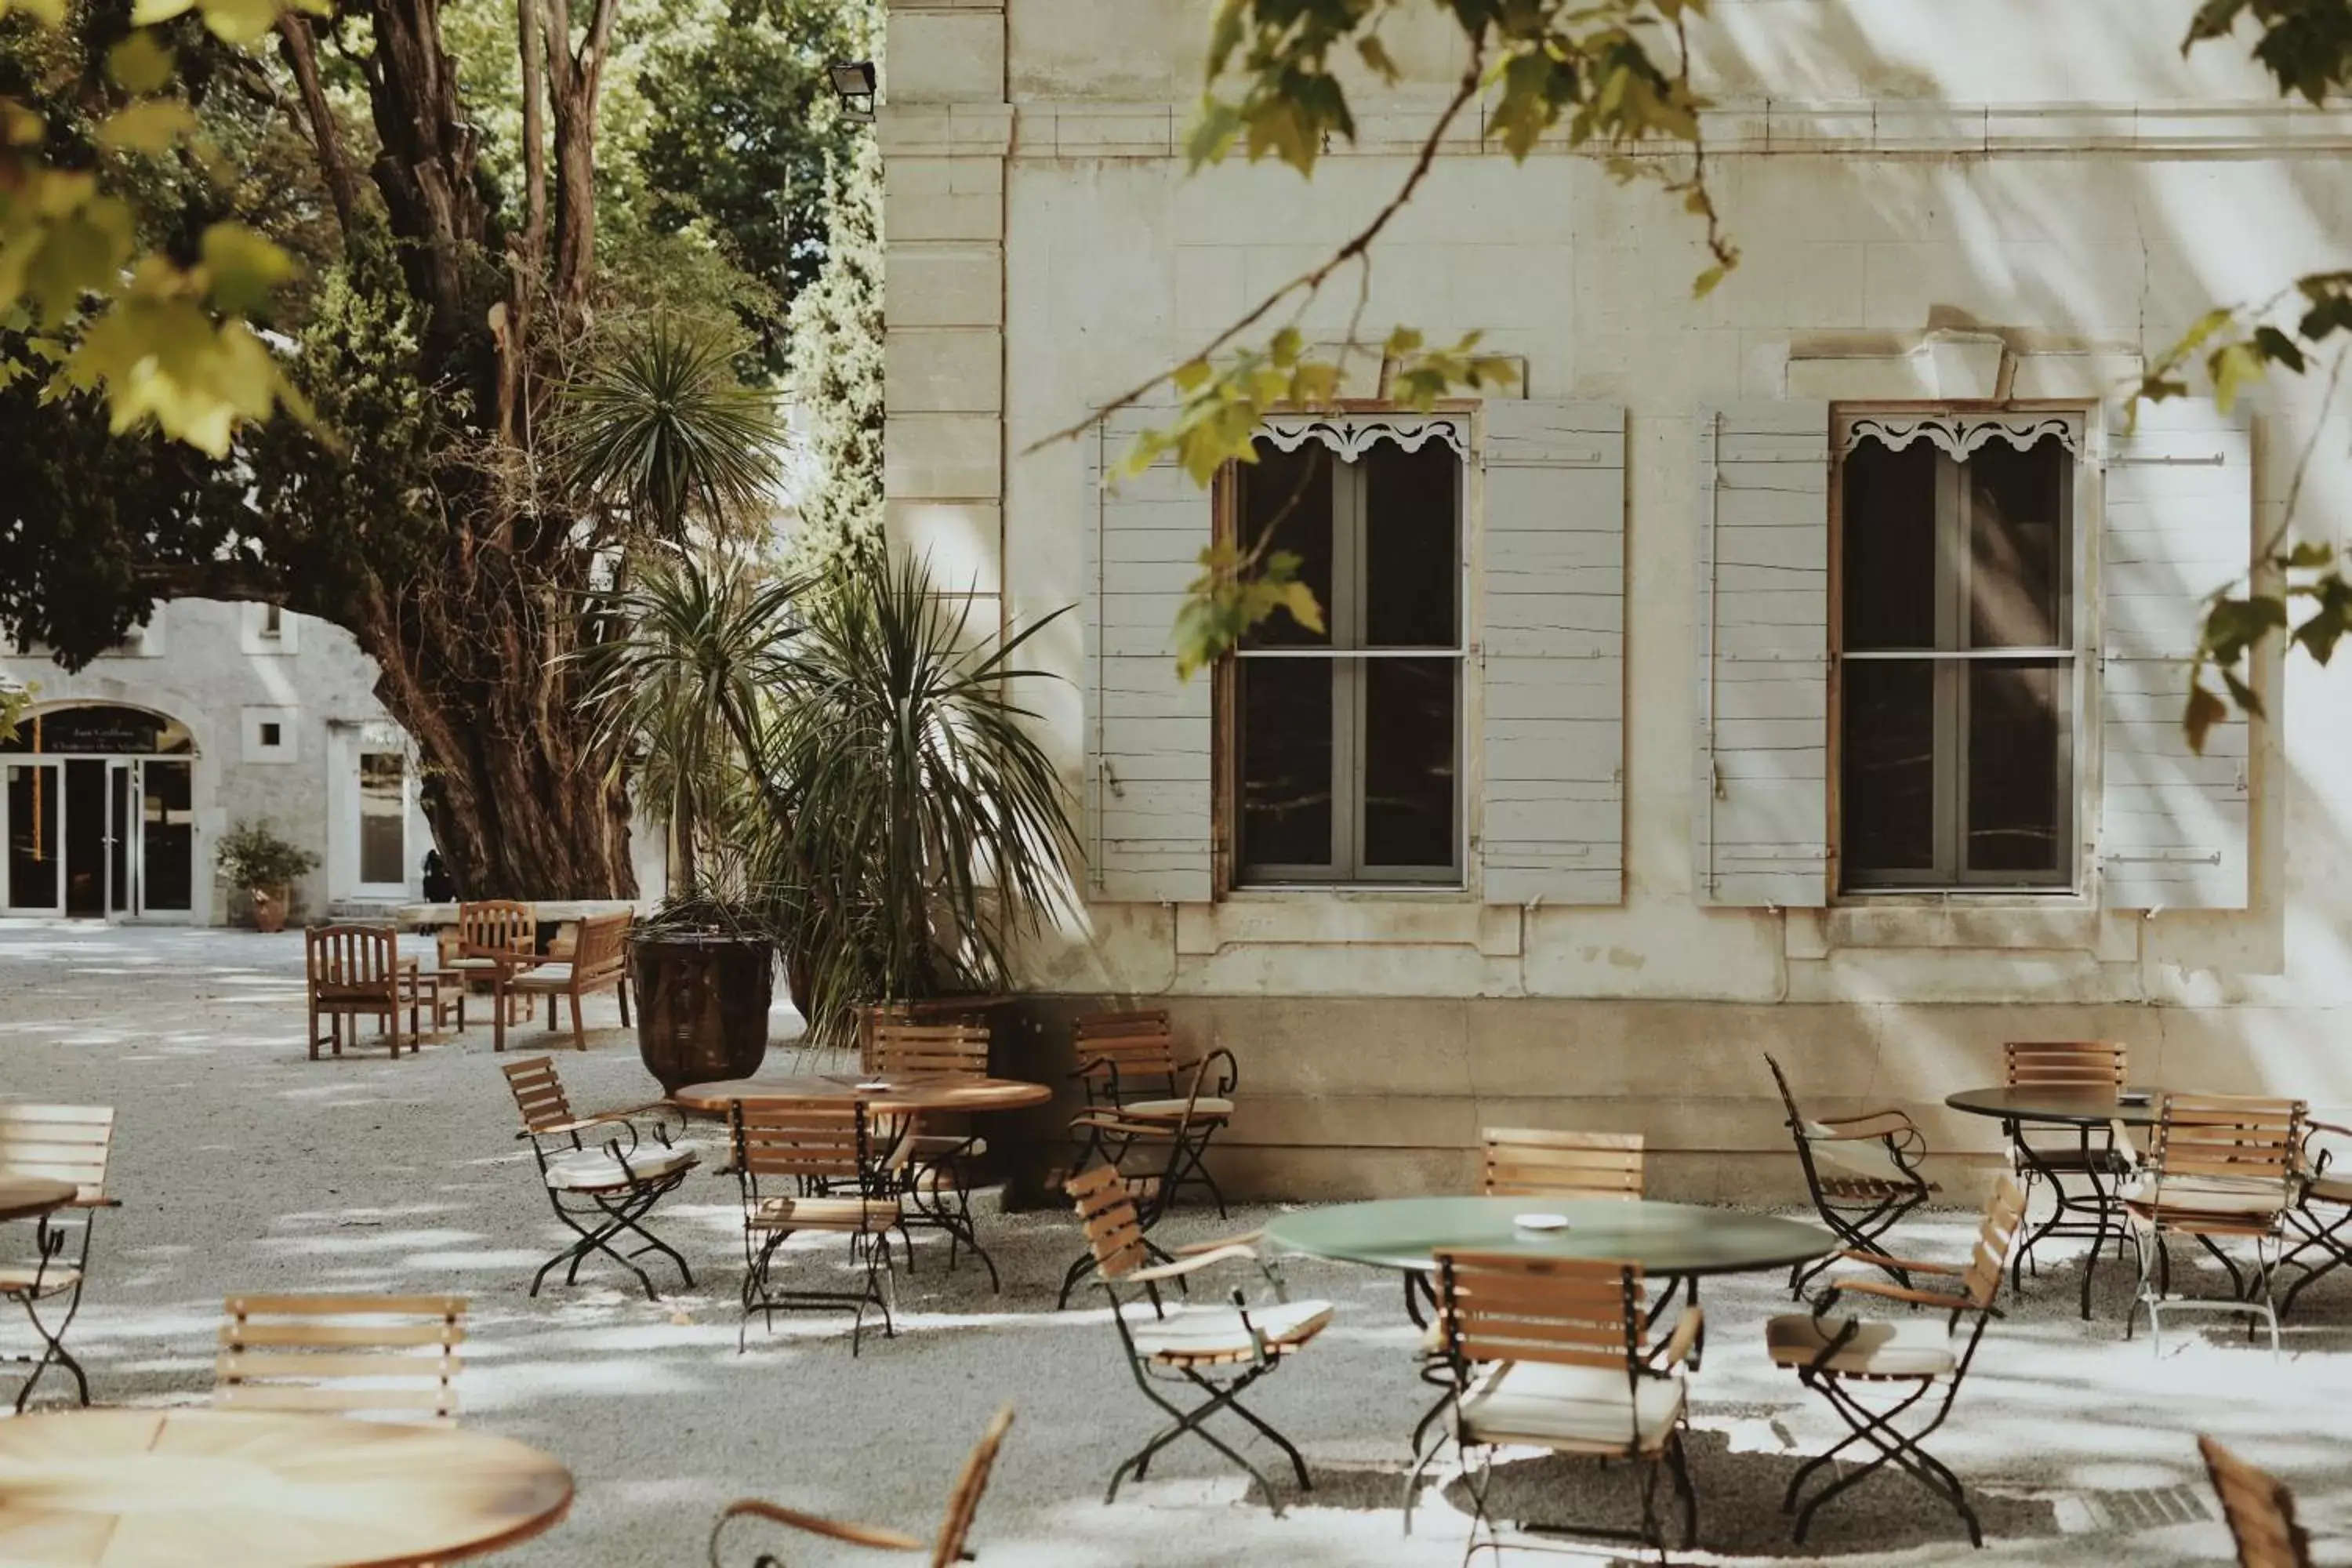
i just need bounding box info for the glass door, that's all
[140,760,194,913]
[105,760,138,916]
[4,761,63,914]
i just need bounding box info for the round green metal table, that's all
[1262,1196,1835,1279]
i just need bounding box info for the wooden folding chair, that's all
[446,899,538,1024]
[709,1406,1015,1567]
[1420,1252,1701,1561]
[1763,1053,1934,1297]
[1766,1177,2027,1548]
[502,1057,697,1301]
[731,1100,902,1355]
[216,1294,466,1422]
[871,1022,1000,1290]
[2001,1041,2134,1300]
[1065,1164,1330,1514]
[1068,1009,1237,1215]
[2280,1116,2352,1319]
[496,911,633,1052]
[304,924,416,1059]
[0,1105,118,1411]
[2199,1434,2314,1568]
[2125,1094,2305,1356]
[1055,1056,1228,1309]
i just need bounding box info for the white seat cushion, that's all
[1457,1360,1686,1454]
[2124,1174,2288,1217]
[509,964,573,991]
[1129,1298,1331,1363]
[750,1195,900,1232]
[1121,1097,1235,1121]
[442,956,504,971]
[0,1263,82,1298]
[543,1145,695,1191]
[1766,1314,1956,1378]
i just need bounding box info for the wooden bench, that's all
[495,911,633,1052]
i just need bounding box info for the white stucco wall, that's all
[882,0,2352,1191]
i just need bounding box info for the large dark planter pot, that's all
[629,932,775,1094]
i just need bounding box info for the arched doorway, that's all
[2,703,196,918]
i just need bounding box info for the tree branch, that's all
[276,15,362,236]
[1022,46,1486,455]
[517,0,548,262]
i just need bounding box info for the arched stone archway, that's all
[3,701,199,917]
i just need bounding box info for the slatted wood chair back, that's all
[570,912,630,981]
[1959,1176,2030,1309]
[1073,1009,1178,1094]
[1433,1251,1642,1372]
[458,900,535,961]
[0,1103,114,1203]
[500,1057,575,1135]
[1065,1163,1151,1283]
[931,1405,1017,1568]
[732,1100,871,1188]
[2151,1094,2305,1203]
[216,1294,466,1422]
[1481,1128,1645,1201]
[2005,1040,2127,1090]
[307,924,400,994]
[2200,1434,2315,1568]
[872,1022,992,1079]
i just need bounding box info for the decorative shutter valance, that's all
[1084,410,1214,903]
[2097,397,2252,909]
[1835,409,2085,459]
[1256,412,1470,463]
[1693,401,1832,907]
[1479,400,1625,906]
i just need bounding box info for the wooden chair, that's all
[501,1057,697,1301]
[0,1105,118,1412]
[2281,1116,2352,1319]
[870,1022,1000,1290]
[1065,1163,1330,1514]
[1068,1009,1237,1215]
[709,1406,1015,1568]
[304,924,417,1060]
[1765,1176,2027,1548]
[2002,1040,2134,1294]
[731,1099,903,1355]
[2125,1094,2306,1356]
[2199,1434,2314,1568]
[446,899,538,1024]
[495,910,633,1053]
[1418,1252,1701,1558]
[1056,1055,1230,1309]
[1482,1128,1645,1200]
[1763,1053,1934,1297]
[216,1294,466,1422]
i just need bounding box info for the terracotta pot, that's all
[250,885,289,935]
[630,932,775,1094]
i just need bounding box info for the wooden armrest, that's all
[1830,1279,1979,1312]
[1654,1305,1704,1369]
[1838,1247,1960,1276]
[1127,1244,1258,1285]
[1175,1230,1263,1255]
[712,1498,924,1552]
[526,1109,655,1138]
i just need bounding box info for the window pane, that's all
[359,752,406,885]
[1841,660,1936,877]
[141,762,193,911]
[1966,659,2067,875]
[1238,442,1333,648]
[6,764,59,909]
[1362,443,1457,648]
[1840,441,1938,651]
[1967,437,2067,648]
[1361,658,1456,869]
[1238,661,1333,869]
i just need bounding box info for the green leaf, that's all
[199,223,297,314]
[1185,97,1244,172]
[2281,539,2336,570]
[1356,35,1398,82]
[192,0,283,45]
[128,0,195,24]
[105,34,176,93]
[2251,324,2307,373]
[1692,263,1726,299]
[2220,666,2265,719]
[2208,341,2265,412]
[96,99,199,155]
[2184,681,2227,754]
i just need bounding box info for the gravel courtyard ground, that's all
[2,920,2347,1566]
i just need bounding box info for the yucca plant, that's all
[751,554,1077,1048]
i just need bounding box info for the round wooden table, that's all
[0,1408,573,1566]
[670,1071,1052,1116]
[0,1177,75,1224]
[1264,1196,1835,1279]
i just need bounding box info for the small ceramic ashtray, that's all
[1512,1213,1570,1232]
[2118,1091,2153,1105]
[855,1080,892,1092]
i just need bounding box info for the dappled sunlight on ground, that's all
[2,923,2349,1563]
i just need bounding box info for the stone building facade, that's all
[2,601,434,924]
[879,0,2352,1198]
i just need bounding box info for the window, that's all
[259,722,281,747]
[260,604,282,639]
[1835,412,2079,891]
[358,752,406,886]
[1231,428,1463,884]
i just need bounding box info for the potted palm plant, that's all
[216,820,319,933]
